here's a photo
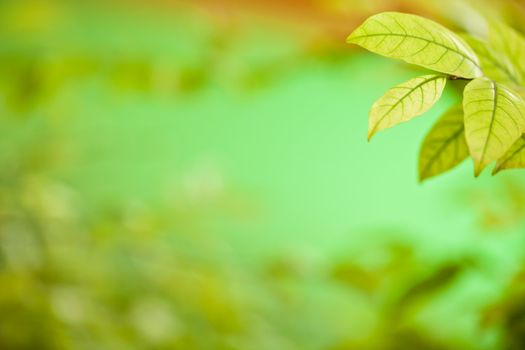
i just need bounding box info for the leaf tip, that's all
[474,165,483,178]
[418,167,427,183]
[367,131,375,142]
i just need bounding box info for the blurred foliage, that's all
[0,125,475,349]
[483,270,525,350]
[0,145,496,349]
[464,179,525,231]
[1,127,520,349]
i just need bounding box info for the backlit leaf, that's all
[347,12,482,78]
[419,105,468,181]
[368,74,447,140]
[488,22,525,84]
[493,135,525,174]
[463,78,525,176]
[462,34,521,86]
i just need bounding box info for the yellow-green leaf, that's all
[463,78,525,176]
[419,105,468,181]
[461,34,521,86]
[488,22,525,84]
[368,74,447,140]
[347,12,482,79]
[493,135,525,174]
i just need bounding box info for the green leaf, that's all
[493,135,525,174]
[368,74,447,140]
[463,78,525,176]
[461,34,521,86]
[419,105,468,181]
[347,12,482,79]
[488,22,525,84]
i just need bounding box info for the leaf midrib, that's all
[350,33,481,70]
[370,75,444,138]
[421,125,464,180]
[478,81,498,173]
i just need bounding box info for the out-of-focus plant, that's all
[0,124,476,349]
[324,239,475,349]
[0,136,277,349]
[348,12,525,181]
[0,116,507,350]
[482,264,525,350]
[462,178,525,231]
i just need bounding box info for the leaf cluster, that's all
[348,12,525,181]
